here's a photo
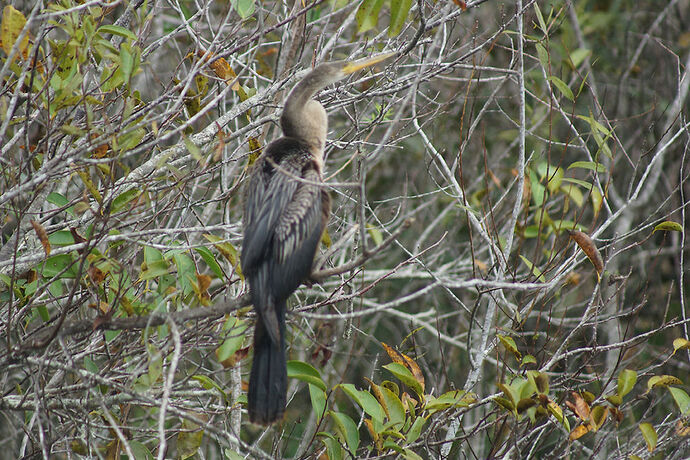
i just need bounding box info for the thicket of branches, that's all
[1,0,689,458]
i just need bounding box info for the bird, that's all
[241,53,394,425]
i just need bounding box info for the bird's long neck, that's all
[281,73,329,154]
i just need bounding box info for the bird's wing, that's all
[269,164,327,300]
[241,153,306,275]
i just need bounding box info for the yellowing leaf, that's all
[653,220,683,234]
[519,255,546,282]
[617,369,637,398]
[569,424,590,441]
[673,338,690,353]
[498,335,521,360]
[647,375,683,392]
[639,423,657,452]
[1,6,28,59]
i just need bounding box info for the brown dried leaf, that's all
[90,133,109,158]
[568,230,604,278]
[452,0,467,10]
[675,420,690,437]
[218,346,249,368]
[88,266,106,284]
[566,392,591,421]
[30,220,50,256]
[197,50,240,90]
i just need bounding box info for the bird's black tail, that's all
[248,300,287,425]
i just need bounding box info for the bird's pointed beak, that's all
[342,52,396,74]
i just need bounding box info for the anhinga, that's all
[241,53,393,425]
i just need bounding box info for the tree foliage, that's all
[1,0,689,458]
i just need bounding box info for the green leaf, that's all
[388,0,412,37]
[339,383,385,424]
[383,363,424,398]
[230,0,255,19]
[47,192,69,208]
[140,246,168,280]
[535,43,549,68]
[560,183,584,208]
[561,177,594,189]
[519,255,545,282]
[48,231,75,246]
[576,114,610,135]
[533,3,547,34]
[39,254,77,278]
[521,354,537,366]
[380,386,405,426]
[203,234,243,279]
[402,449,424,460]
[546,167,564,193]
[638,423,657,452]
[367,224,383,246]
[668,387,690,415]
[37,305,50,322]
[216,316,248,362]
[111,188,141,213]
[356,0,385,34]
[287,360,327,392]
[223,449,245,460]
[494,396,515,413]
[60,124,85,137]
[319,433,343,460]
[406,416,427,443]
[568,48,591,68]
[97,25,137,41]
[606,394,622,406]
[148,351,163,384]
[184,136,203,162]
[191,374,222,392]
[528,169,546,207]
[617,369,637,398]
[329,411,359,455]
[567,161,606,172]
[498,335,521,360]
[84,356,99,374]
[120,42,133,84]
[526,370,549,394]
[173,252,196,295]
[129,440,154,460]
[425,390,475,413]
[653,221,683,234]
[592,129,613,159]
[309,384,327,420]
[548,76,574,101]
[194,247,224,279]
[117,126,145,152]
[178,418,203,459]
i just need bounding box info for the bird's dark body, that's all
[241,137,330,425]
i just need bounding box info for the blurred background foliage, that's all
[1,0,689,458]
